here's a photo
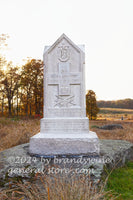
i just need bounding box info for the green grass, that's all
[106,161,133,200]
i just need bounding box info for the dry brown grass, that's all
[0,117,133,152]
[0,174,118,200]
[98,107,133,121]
[0,117,40,152]
[90,120,133,143]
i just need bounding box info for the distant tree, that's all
[31,59,43,115]
[1,63,20,116]
[0,70,5,116]
[86,90,99,120]
[97,99,133,109]
[0,34,9,68]
[0,34,9,116]
[21,61,34,116]
[21,59,43,116]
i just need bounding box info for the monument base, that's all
[29,132,99,156]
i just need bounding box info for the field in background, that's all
[0,111,133,199]
[98,107,133,121]
[90,120,133,143]
[0,108,133,151]
[0,117,40,151]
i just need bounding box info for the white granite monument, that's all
[29,34,99,155]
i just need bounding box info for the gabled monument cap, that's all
[43,33,85,55]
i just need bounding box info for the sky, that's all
[0,0,133,100]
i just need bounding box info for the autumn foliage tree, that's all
[20,59,43,116]
[0,69,5,116]
[0,34,9,68]
[86,90,99,120]
[0,35,44,117]
[0,56,43,117]
[1,63,20,116]
[0,34,8,115]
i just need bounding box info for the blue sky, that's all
[0,0,133,100]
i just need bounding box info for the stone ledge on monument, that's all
[29,131,99,156]
[40,117,89,134]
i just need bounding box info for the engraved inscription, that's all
[41,119,89,133]
[47,108,82,117]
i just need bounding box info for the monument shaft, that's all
[41,34,89,134]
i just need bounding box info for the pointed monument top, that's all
[43,33,84,55]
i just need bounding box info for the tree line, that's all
[97,99,133,109]
[0,59,43,117]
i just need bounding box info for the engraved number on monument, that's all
[58,45,70,62]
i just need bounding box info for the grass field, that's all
[98,107,133,121]
[0,117,40,151]
[90,120,133,143]
[0,110,133,199]
[0,110,133,151]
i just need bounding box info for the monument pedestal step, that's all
[40,117,89,134]
[29,132,99,156]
